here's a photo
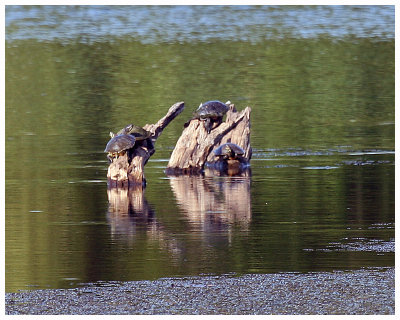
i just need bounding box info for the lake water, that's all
[5,5,394,293]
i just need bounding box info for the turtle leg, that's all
[118,151,126,158]
[204,118,212,133]
[146,138,154,150]
[214,117,223,130]
[107,153,114,163]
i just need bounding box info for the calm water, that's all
[5,5,394,292]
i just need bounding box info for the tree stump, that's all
[107,101,185,188]
[166,103,252,174]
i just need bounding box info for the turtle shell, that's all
[115,124,134,136]
[214,143,245,160]
[116,124,151,141]
[194,100,229,119]
[104,134,136,153]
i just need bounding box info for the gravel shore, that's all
[6,267,394,315]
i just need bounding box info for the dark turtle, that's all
[214,143,245,160]
[112,124,151,141]
[104,134,136,163]
[110,124,151,140]
[184,100,229,133]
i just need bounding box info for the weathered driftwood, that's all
[166,103,252,174]
[107,101,185,188]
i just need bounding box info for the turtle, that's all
[111,124,151,141]
[184,100,229,133]
[104,134,136,163]
[214,143,245,161]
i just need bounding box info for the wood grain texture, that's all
[166,103,251,174]
[107,101,185,187]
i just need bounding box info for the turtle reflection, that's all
[206,142,251,176]
[183,100,229,133]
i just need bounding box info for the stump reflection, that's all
[106,186,181,260]
[168,175,252,235]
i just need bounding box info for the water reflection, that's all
[107,186,152,238]
[5,5,394,292]
[169,175,251,234]
[107,186,182,260]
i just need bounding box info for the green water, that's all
[5,5,394,292]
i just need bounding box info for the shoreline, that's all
[6,267,394,315]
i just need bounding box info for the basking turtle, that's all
[184,100,229,133]
[111,124,151,141]
[214,143,245,160]
[104,134,136,163]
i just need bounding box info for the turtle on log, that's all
[112,124,152,141]
[104,134,136,163]
[183,100,229,133]
[214,143,245,160]
[208,142,249,176]
[105,124,153,163]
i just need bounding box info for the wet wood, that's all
[107,101,185,188]
[166,103,252,174]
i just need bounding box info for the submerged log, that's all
[107,101,185,188]
[166,103,251,174]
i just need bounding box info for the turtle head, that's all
[124,124,134,133]
[115,124,134,136]
[225,145,235,159]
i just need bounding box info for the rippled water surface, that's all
[5,5,394,292]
